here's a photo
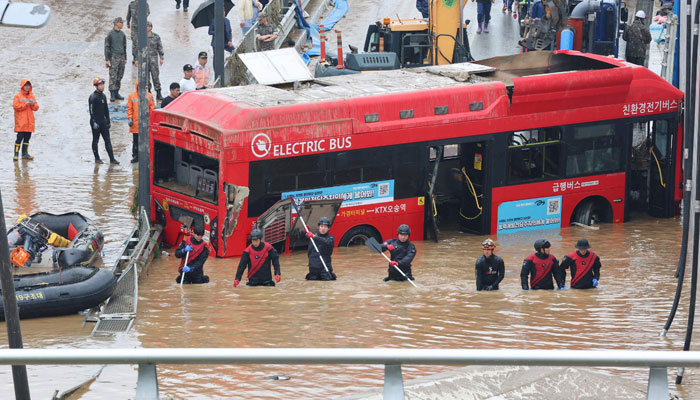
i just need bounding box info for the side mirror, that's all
[620,7,628,22]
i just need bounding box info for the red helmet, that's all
[93,77,105,86]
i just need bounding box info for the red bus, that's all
[149,51,683,257]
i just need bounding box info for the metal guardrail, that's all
[237,0,311,53]
[1,348,698,399]
[90,207,151,336]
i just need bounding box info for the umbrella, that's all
[190,0,235,29]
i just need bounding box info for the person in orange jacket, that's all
[126,80,155,163]
[13,79,39,161]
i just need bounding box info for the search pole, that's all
[214,0,225,86]
[137,0,150,220]
[0,191,31,400]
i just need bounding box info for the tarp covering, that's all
[294,0,349,64]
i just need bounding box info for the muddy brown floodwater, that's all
[3,216,700,399]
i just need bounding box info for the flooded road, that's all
[3,216,700,399]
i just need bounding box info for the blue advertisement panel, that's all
[497,196,562,233]
[282,180,394,208]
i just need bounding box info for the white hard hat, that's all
[635,10,646,19]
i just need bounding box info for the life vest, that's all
[179,237,207,271]
[525,253,555,287]
[567,250,597,287]
[245,242,273,279]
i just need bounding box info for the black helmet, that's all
[397,224,411,235]
[534,239,550,252]
[250,229,263,240]
[575,238,591,249]
[193,225,204,236]
[318,217,331,227]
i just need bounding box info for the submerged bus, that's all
[149,50,683,257]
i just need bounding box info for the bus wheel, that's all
[339,226,381,247]
[571,198,612,226]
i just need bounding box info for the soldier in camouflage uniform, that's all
[623,10,652,66]
[104,17,127,102]
[126,0,151,64]
[145,21,165,100]
[255,14,278,52]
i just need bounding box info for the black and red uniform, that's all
[381,238,416,281]
[475,254,505,290]
[520,253,562,290]
[306,232,336,281]
[175,236,210,284]
[560,250,601,289]
[235,241,281,286]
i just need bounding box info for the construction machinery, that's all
[519,0,628,56]
[316,0,472,76]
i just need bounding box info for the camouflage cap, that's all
[113,17,123,24]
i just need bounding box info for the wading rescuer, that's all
[175,225,210,284]
[476,238,505,291]
[382,224,416,282]
[560,238,602,289]
[306,217,336,281]
[234,229,281,287]
[520,239,563,290]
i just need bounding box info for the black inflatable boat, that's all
[0,266,117,320]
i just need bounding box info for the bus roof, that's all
[154,51,681,135]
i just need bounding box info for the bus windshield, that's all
[153,140,220,204]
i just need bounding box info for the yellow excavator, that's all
[316,0,472,76]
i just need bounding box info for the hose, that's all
[673,0,700,385]
[663,0,697,340]
[459,167,483,220]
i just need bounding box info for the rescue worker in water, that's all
[382,224,417,282]
[521,239,564,290]
[560,238,602,289]
[476,238,505,290]
[175,225,210,284]
[234,229,281,287]
[306,217,337,281]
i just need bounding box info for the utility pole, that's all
[214,0,225,86]
[137,0,150,220]
[0,192,31,400]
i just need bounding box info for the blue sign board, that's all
[283,180,394,208]
[497,196,562,233]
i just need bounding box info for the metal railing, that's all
[1,348,699,399]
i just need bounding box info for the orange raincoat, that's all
[126,81,155,134]
[13,79,39,132]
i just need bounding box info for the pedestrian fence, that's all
[1,348,698,399]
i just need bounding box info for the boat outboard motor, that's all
[9,215,71,268]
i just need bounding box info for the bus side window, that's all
[565,123,621,176]
[508,128,562,183]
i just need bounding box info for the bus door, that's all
[457,142,487,234]
[289,199,343,249]
[222,184,249,254]
[648,119,676,218]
